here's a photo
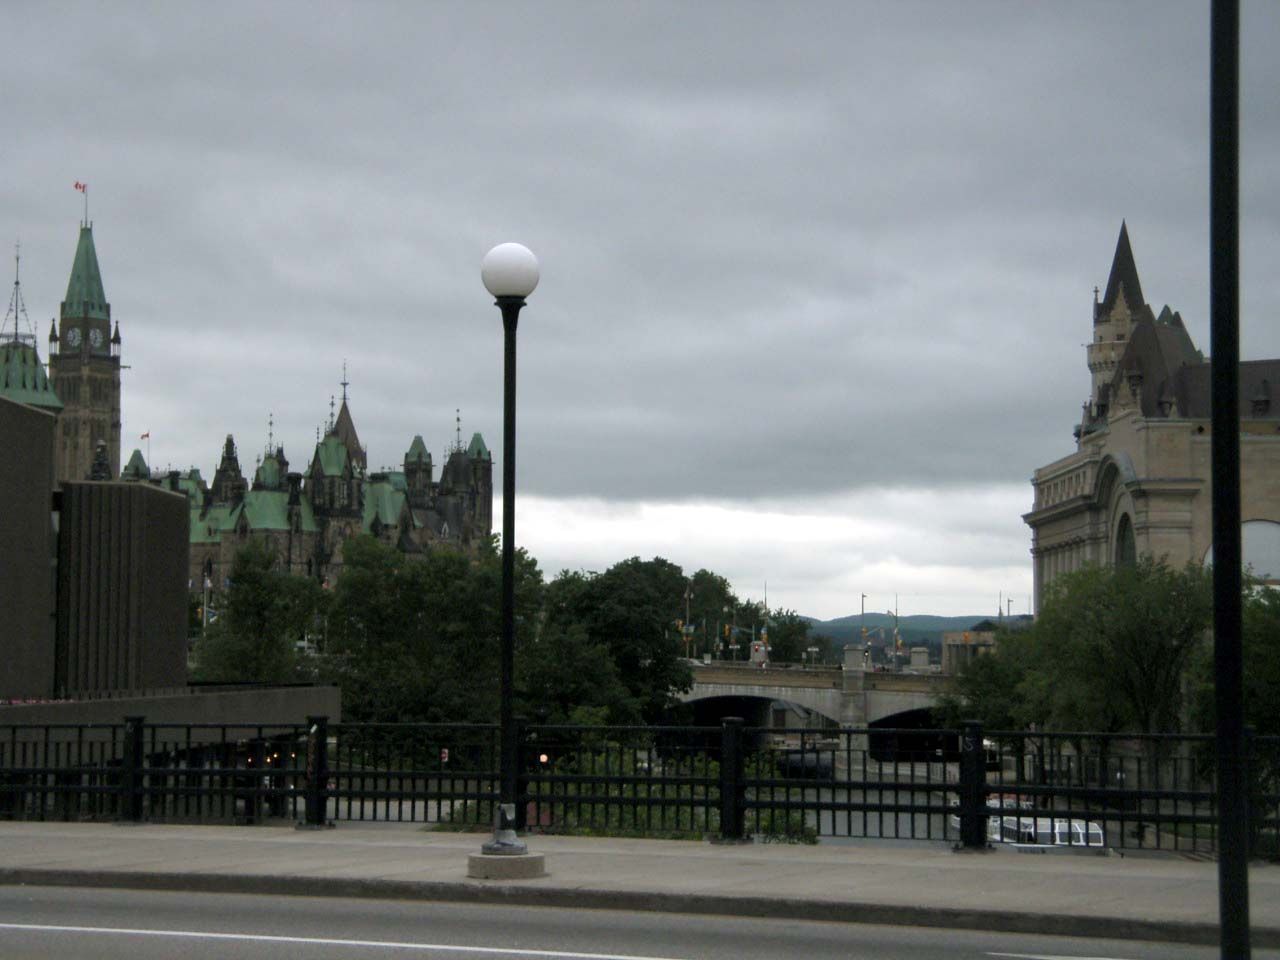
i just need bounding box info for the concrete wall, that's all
[56,481,190,695]
[0,684,342,738]
[0,396,57,699]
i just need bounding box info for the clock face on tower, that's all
[66,327,82,348]
[89,327,104,349]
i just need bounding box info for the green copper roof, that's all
[0,340,62,411]
[406,434,430,464]
[62,226,109,322]
[242,489,318,532]
[362,481,409,534]
[312,434,350,477]
[467,432,490,460]
[254,453,283,490]
[192,504,237,543]
[121,448,149,480]
[384,471,407,492]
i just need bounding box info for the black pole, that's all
[1210,2,1249,956]
[483,294,527,855]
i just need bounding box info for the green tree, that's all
[516,622,635,725]
[942,557,1212,736]
[324,536,543,724]
[764,608,812,663]
[192,539,326,682]
[543,557,693,723]
[1191,582,1280,737]
[685,568,737,656]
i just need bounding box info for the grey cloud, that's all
[4,1,1278,507]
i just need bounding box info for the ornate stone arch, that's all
[1093,453,1139,568]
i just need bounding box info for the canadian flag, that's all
[140,431,150,440]
[74,181,87,193]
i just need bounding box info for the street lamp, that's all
[480,242,539,858]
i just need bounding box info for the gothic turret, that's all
[1086,222,1155,413]
[211,435,247,501]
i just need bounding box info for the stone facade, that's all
[1023,223,1280,612]
[47,224,122,484]
[131,400,493,591]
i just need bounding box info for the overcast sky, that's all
[5,2,1279,619]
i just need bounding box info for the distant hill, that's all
[803,612,997,651]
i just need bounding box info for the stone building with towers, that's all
[1023,223,1280,612]
[128,389,494,592]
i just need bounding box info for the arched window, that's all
[1115,514,1136,567]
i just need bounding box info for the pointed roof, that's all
[405,434,430,464]
[121,448,149,480]
[466,432,491,461]
[0,340,62,411]
[61,225,110,322]
[312,433,351,477]
[253,450,284,491]
[1098,221,1145,320]
[331,399,366,470]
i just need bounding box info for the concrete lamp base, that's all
[467,852,547,880]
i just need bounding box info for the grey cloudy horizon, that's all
[5,2,1278,618]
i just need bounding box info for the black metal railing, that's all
[0,717,1275,855]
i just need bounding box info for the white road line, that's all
[0,922,688,960]
[988,952,1137,960]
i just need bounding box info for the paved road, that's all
[0,887,1274,960]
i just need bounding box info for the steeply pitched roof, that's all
[332,399,365,470]
[405,434,430,464]
[121,448,149,480]
[254,452,284,491]
[1171,360,1280,421]
[0,340,62,411]
[1098,221,1145,320]
[362,480,410,534]
[62,225,110,322]
[467,432,491,461]
[312,434,350,477]
[192,503,237,543]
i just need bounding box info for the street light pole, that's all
[480,243,539,858]
[1209,3,1250,955]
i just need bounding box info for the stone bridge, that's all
[678,660,950,727]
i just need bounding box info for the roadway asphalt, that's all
[0,821,1275,947]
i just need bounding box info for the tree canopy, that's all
[941,557,1217,735]
[191,538,326,684]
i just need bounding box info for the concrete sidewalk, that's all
[0,821,1275,946]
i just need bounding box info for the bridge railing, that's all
[0,717,1274,854]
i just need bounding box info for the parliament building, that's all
[2,219,493,594]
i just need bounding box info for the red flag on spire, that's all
[74,182,87,193]
[140,431,150,440]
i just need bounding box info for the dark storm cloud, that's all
[3,1,1278,503]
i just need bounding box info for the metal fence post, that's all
[299,715,330,829]
[719,717,745,842]
[958,719,986,850]
[120,716,145,823]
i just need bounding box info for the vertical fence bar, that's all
[718,717,745,842]
[958,720,986,849]
[120,716,145,823]
[300,716,330,829]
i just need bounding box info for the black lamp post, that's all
[480,242,539,856]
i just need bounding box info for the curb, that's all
[1,868,1274,947]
